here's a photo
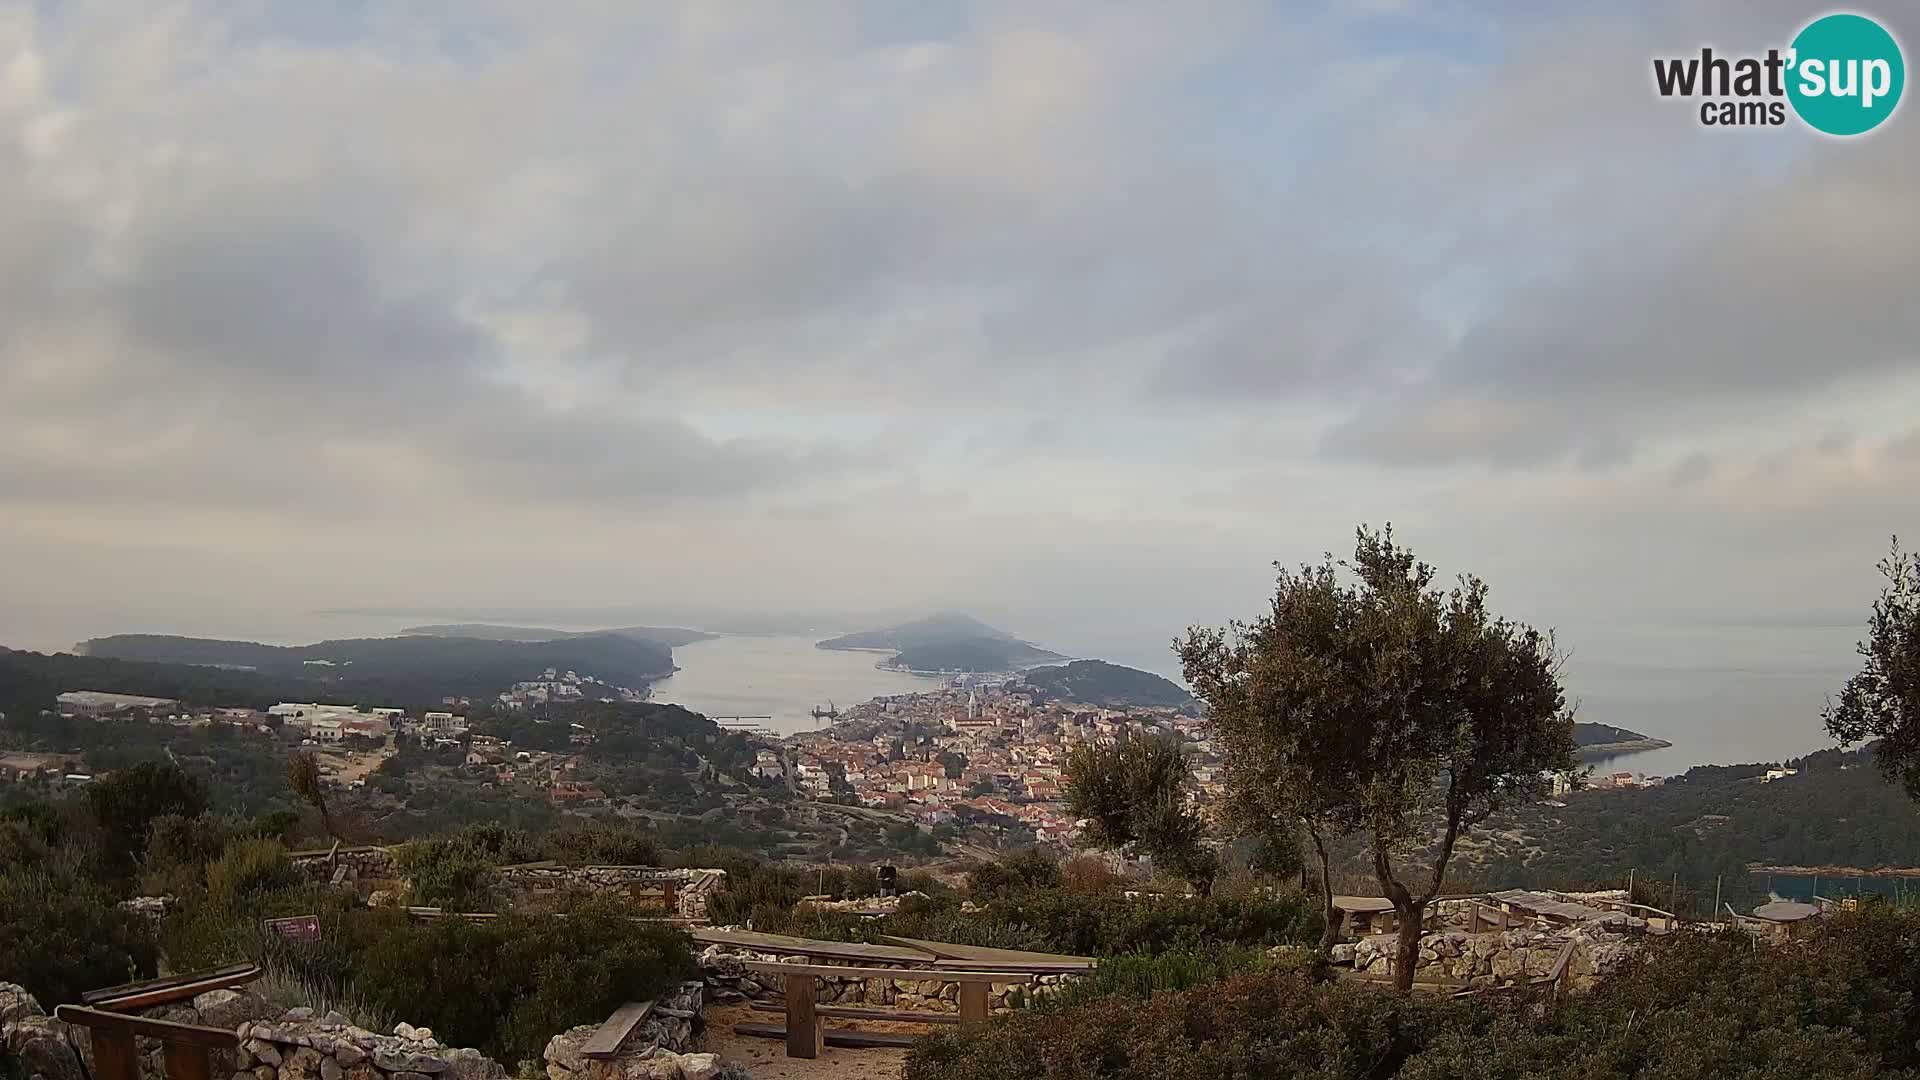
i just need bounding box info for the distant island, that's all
[1573,721,1673,755]
[72,632,676,704]
[401,623,717,648]
[1013,660,1194,709]
[816,612,1067,674]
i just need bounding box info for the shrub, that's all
[1037,946,1270,1011]
[206,837,299,908]
[352,896,697,1066]
[0,869,158,1005]
[966,849,1059,901]
[395,836,499,911]
[906,908,1920,1080]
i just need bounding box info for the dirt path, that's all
[697,1003,916,1080]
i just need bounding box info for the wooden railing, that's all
[54,1005,238,1080]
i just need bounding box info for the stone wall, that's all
[0,984,509,1080]
[541,986,717,1080]
[494,867,727,922]
[1335,926,1641,991]
[287,850,727,921]
[696,944,1077,1014]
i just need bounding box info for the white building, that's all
[58,691,181,718]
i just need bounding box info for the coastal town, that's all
[773,678,1212,847]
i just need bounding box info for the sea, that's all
[648,635,941,734]
[1,605,1866,772]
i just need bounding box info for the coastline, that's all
[1578,737,1675,756]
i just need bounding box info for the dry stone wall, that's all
[0,984,509,1080]
[287,851,726,921]
[1335,926,1641,990]
[696,943,1077,1014]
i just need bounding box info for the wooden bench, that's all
[56,1005,239,1080]
[578,1001,655,1059]
[737,962,1036,1059]
[83,964,263,1011]
[747,1001,961,1024]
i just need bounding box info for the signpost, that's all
[263,915,321,943]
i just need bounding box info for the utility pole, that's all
[1713,876,1722,924]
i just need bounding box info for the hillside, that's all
[1015,660,1193,708]
[818,612,1066,673]
[1439,744,1920,913]
[72,633,675,705]
[1573,721,1671,752]
[400,623,717,647]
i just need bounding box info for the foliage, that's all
[394,836,501,911]
[206,837,299,908]
[286,751,338,840]
[1064,732,1216,896]
[1180,524,1578,988]
[1015,660,1194,708]
[351,896,697,1065]
[905,908,1920,1080]
[1827,538,1920,799]
[85,761,209,874]
[1037,946,1270,1011]
[966,848,1060,900]
[0,869,158,1005]
[76,633,675,707]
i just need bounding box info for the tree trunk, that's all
[1309,826,1337,981]
[1392,899,1427,993]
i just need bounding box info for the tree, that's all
[0,869,158,1005]
[87,761,208,873]
[286,751,337,840]
[1064,731,1217,896]
[1826,537,1920,799]
[1179,525,1577,991]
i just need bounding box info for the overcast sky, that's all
[2,0,1916,722]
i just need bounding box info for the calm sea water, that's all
[650,635,942,734]
[2,603,1864,769]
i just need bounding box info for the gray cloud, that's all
[0,0,1915,679]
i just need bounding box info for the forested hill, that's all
[0,647,305,717]
[401,623,717,647]
[1445,743,1920,913]
[1573,721,1671,749]
[71,633,676,704]
[1014,660,1193,709]
[817,612,1066,673]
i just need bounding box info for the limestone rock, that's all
[245,1039,283,1066]
[443,1046,505,1080]
[321,1056,344,1080]
[283,1044,325,1080]
[4,1014,88,1080]
[193,990,277,1031]
[0,983,44,1026]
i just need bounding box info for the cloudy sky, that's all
[1,1,1916,752]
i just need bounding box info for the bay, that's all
[649,634,942,735]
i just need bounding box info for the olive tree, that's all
[1826,538,1920,798]
[286,751,337,840]
[1180,525,1577,992]
[1064,731,1216,896]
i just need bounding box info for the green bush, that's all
[206,837,299,908]
[352,896,697,1066]
[909,890,1319,956]
[395,836,500,911]
[966,848,1059,900]
[1036,946,1271,1011]
[905,909,1920,1080]
[0,869,158,1005]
